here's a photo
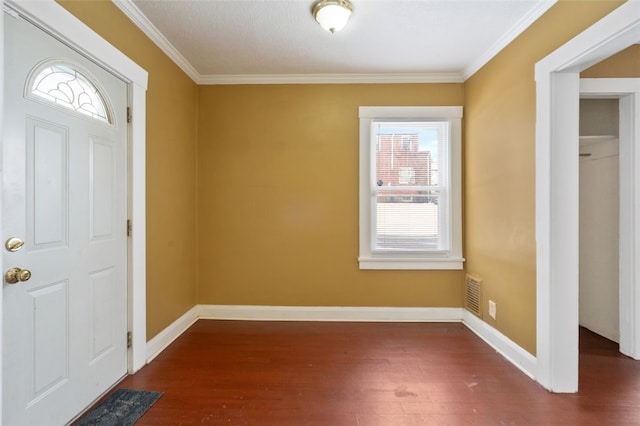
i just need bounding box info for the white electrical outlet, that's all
[489,300,497,320]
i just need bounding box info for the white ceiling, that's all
[115,0,557,84]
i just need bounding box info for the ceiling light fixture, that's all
[312,0,353,34]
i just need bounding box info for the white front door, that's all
[2,12,128,426]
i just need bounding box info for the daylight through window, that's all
[359,107,463,270]
[30,63,111,123]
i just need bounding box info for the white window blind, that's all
[372,121,448,252]
[359,106,463,270]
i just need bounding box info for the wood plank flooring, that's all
[85,321,640,425]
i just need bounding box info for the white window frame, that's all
[359,106,464,270]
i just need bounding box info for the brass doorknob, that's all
[5,267,32,284]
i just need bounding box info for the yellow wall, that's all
[582,44,640,77]
[59,0,631,350]
[58,1,199,339]
[464,0,624,354]
[197,84,465,306]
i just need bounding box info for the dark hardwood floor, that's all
[89,321,640,425]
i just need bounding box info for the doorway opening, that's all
[579,97,620,346]
[535,0,640,392]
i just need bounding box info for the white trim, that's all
[107,0,557,86]
[357,257,465,270]
[0,7,4,419]
[110,1,465,85]
[359,106,463,119]
[146,306,199,363]
[463,0,557,79]
[535,2,640,392]
[197,305,464,322]
[462,311,537,379]
[128,80,147,372]
[197,73,465,85]
[539,12,640,74]
[145,305,536,383]
[7,1,147,88]
[619,90,640,360]
[3,0,148,377]
[112,0,199,83]
[112,0,464,85]
[358,106,464,270]
[580,78,640,95]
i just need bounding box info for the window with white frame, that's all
[359,106,464,270]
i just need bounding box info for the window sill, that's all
[358,257,465,270]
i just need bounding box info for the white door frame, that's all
[0,0,148,416]
[535,1,640,392]
[581,78,640,360]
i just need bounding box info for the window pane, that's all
[374,122,445,189]
[375,191,440,251]
[372,121,447,252]
[31,64,111,123]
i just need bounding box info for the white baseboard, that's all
[196,304,464,322]
[145,305,199,363]
[146,304,536,381]
[462,310,537,378]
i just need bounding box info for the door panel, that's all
[89,267,117,362]
[90,137,116,240]
[28,119,69,249]
[29,281,69,401]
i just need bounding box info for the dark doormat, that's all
[74,389,163,426]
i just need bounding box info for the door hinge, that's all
[127,331,132,349]
[127,219,132,237]
[127,107,132,124]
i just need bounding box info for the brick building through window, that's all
[376,133,435,202]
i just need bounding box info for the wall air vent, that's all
[465,274,482,317]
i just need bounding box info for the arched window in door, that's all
[27,61,113,124]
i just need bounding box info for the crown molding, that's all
[114,0,552,85]
[197,72,464,85]
[112,0,200,83]
[109,1,463,85]
[463,0,557,80]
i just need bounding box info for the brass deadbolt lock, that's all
[5,237,24,252]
